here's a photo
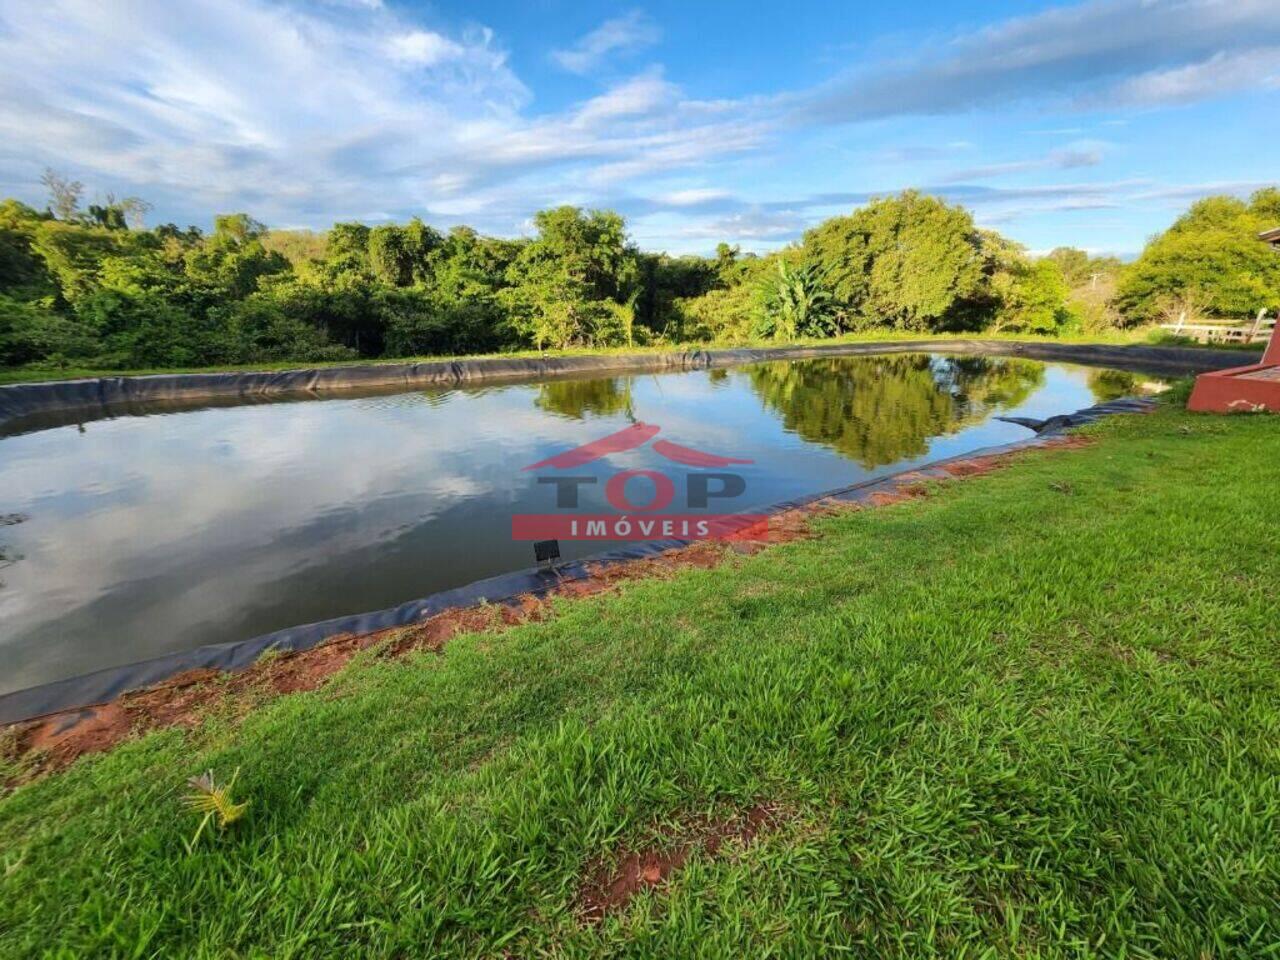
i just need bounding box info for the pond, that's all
[0,354,1167,695]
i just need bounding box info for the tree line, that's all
[2,172,1278,371]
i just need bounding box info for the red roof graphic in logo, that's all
[523,422,752,471]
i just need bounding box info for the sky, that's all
[0,0,1276,257]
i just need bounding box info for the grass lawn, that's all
[0,327,1259,386]
[1,396,1277,957]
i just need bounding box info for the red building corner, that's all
[1186,227,1280,413]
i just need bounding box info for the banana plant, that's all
[762,259,835,340]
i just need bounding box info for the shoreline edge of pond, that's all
[0,339,1255,434]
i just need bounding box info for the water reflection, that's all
[536,378,635,420]
[746,355,1045,467]
[1086,368,1170,402]
[0,354,1165,694]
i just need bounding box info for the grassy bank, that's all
[1,398,1277,957]
[0,327,1260,386]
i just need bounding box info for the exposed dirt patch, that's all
[941,458,1002,478]
[866,489,919,506]
[20,702,132,764]
[577,802,783,924]
[381,605,514,659]
[728,503,843,554]
[9,630,406,780]
[2,434,1094,785]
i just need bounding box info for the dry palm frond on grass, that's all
[183,768,248,852]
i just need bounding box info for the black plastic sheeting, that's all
[0,340,1246,436]
[0,395,1155,726]
[995,395,1156,434]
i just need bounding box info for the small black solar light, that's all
[533,538,561,573]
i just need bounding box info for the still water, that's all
[0,354,1163,693]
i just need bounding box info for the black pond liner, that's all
[0,396,1155,727]
[0,339,1247,436]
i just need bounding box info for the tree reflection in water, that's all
[531,354,1053,466]
[746,354,1045,467]
[1086,368,1153,402]
[535,377,635,420]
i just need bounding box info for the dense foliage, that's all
[800,191,987,332]
[2,177,1277,372]
[1116,189,1280,324]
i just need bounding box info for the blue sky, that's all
[0,0,1276,257]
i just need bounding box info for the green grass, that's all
[2,400,1278,957]
[0,326,1257,385]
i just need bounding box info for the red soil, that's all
[577,803,783,923]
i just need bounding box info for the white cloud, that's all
[386,30,464,66]
[1104,47,1280,106]
[572,68,678,126]
[551,10,660,74]
[656,188,733,207]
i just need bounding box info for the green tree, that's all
[376,286,504,357]
[214,293,354,364]
[30,220,154,304]
[0,293,97,365]
[1251,187,1280,224]
[368,219,443,287]
[183,214,289,300]
[714,242,747,285]
[635,252,717,340]
[802,191,986,331]
[1045,247,1088,287]
[72,288,221,367]
[991,258,1071,334]
[0,200,54,299]
[676,284,757,343]
[262,229,327,269]
[1117,192,1280,322]
[11,182,1275,373]
[1044,247,1123,332]
[502,207,639,349]
[321,223,372,281]
[674,252,773,343]
[965,235,1072,335]
[214,214,268,243]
